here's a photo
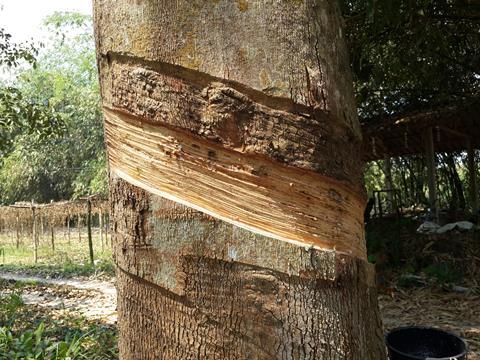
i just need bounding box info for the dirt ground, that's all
[0,272,117,324]
[1,272,479,359]
[380,287,480,359]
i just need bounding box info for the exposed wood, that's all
[111,178,385,360]
[104,108,366,259]
[425,127,439,221]
[467,140,478,213]
[99,57,363,189]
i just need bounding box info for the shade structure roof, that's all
[361,99,480,161]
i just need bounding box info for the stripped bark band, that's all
[104,103,366,260]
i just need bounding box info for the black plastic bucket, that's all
[386,326,468,360]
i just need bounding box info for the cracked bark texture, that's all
[94,0,386,358]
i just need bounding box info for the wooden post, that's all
[78,214,82,241]
[425,127,439,221]
[31,203,38,264]
[40,215,44,239]
[467,140,478,214]
[87,199,94,265]
[15,210,20,249]
[99,209,104,250]
[50,220,55,252]
[67,214,71,244]
[63,216,67,240]
[106,213,111,247]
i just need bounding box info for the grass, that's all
[0,279,118,359]
[0,229,114,279]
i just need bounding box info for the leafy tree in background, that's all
[0,12,106,204]
[341,0,480,120]
[0,22,64,157]
[0,27,37,68]
[1,4,479,205]
[341,0,480,209]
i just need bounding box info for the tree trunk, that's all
[94,1,385,359]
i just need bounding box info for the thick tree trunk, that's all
[94,1,385,359]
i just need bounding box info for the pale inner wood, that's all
[104,107,366,259]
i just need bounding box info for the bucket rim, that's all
[385,326,469,360]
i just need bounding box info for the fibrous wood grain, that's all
[104,107,365,258]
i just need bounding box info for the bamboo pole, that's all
[15,210,20,249]
[425,127,439,221]
[63,216,66,240]
[78,214,82,242]
[99,209,104,250]
[467,140,478,214]
[31,203,38,263]
[67,214,71,244]
[106,213,111,247]
[50,220,55,252]
[87,199,94,265]
[40,215,44,240]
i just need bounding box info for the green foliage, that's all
[341,0,480,119]
[0,87,65,158]
[0,286,117,359]
[0,27,62,156]
[44,12,92,30]
[0,322,95,360]
[366,217,418,266]
[0,28,37,68]
[363,161,384,194]
[0,12,106,204]
[0,293,23,328]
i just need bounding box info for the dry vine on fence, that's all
[0,196,109,264]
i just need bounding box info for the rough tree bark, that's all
[94,1,386,359]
